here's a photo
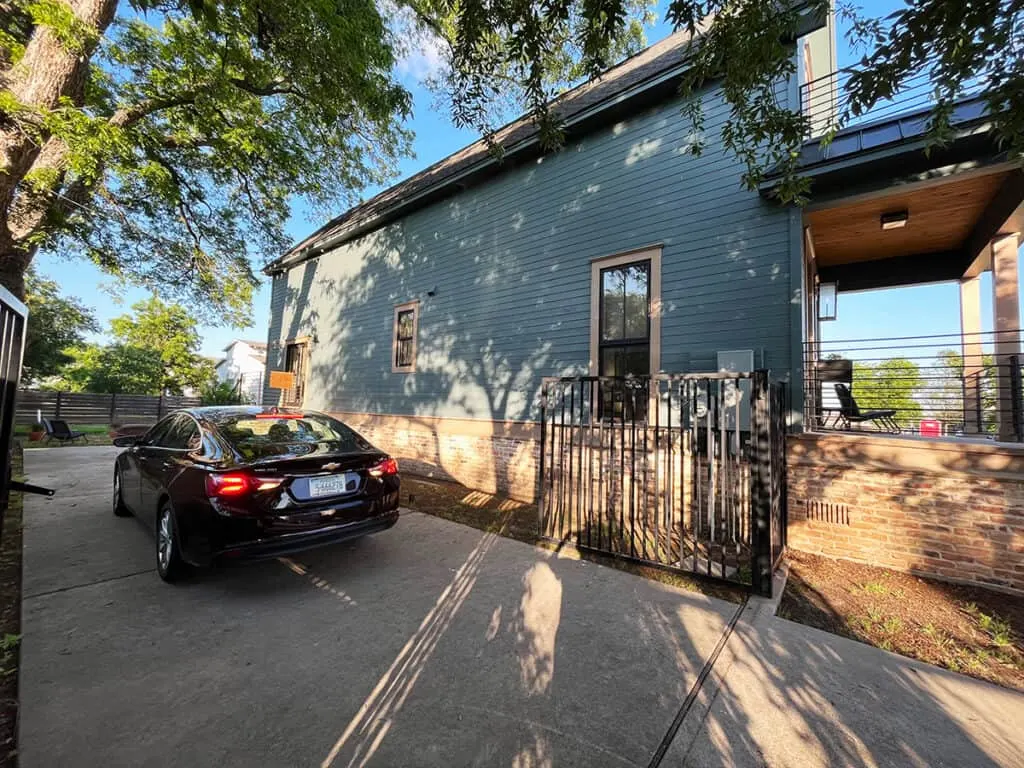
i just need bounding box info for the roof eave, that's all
[265,4,828,276]
[262,60,697,276]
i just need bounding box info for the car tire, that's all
[113,469,132,517]
[156,502,188,583]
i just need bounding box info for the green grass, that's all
[14,423,110,435]
[977,611,1014,648]
[859,581,890,596]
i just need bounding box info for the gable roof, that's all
[223,339,268,353]
[263,5,826,276]
[264,29,703,275]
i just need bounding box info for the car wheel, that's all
[113,469,132,517]
[156,503,188,583]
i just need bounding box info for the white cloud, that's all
[378,0,450,84]
[396,32,447,82]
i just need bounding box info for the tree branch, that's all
[108,91,199,129]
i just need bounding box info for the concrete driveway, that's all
[18,447,1024,767]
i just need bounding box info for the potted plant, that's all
[28,422,45,442]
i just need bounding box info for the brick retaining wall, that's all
[332,412,540,502]
[788,433,1024,594]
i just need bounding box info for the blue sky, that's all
[35,0,1017,358]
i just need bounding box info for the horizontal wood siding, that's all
[269,83,795,421]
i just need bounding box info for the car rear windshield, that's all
[212,414,372,457]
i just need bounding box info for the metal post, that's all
[54,390,62,419]
[157,392,164,420]
[1010,355,1023,442]
[538,381,546,536]
[109,393,117,424]
[750,370,773,598]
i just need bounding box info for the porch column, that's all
[959,276,983,434]
[991,232,1022,441]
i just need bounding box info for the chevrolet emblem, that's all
[322,462,341,471]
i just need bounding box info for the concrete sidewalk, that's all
[665,600,1024,767]
[17,447,1024,767]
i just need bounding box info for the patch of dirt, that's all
[401,474,745,604]
[0,447,24,766]
[779,551,1024,691]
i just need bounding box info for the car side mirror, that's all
[112,436,139,448]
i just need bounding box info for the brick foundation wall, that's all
[332,412,540,502]
[788,433,1024,594]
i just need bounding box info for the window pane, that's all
[211,413,371,461]
[144,417,175,446]
[600,345,650,377]
[160,416,196,449]
[601,269,624,341]
[396,338,413,368]
[602,262,649,341]
[599,345,650,421]
[397,309,415,340]
[623,264,649,338]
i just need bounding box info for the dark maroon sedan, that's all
[112,407,400,581]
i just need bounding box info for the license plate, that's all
[308,473,359,498]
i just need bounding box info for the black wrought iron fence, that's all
[800,68,986,138]
[537,371,787,596]
[804,330,1024,441]
[0,287,27,541]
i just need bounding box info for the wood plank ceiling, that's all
[805,171,1010,267]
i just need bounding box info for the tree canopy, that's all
[109,296,214,392]
[22,267,99,382]
[55,341,165,394]
[853,357,922,425]
[2,0,1019,323]
[50,295,215,394]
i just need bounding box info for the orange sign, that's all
[269,370,295,390]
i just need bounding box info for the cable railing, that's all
[800,68,987,139]
[803,330,1024,442]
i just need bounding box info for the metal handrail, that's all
[800,67,987,138]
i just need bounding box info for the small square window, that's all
[393,301,419,373]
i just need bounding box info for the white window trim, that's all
[392,300,420,374]
[589,246,662,376]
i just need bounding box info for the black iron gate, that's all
[538,371,787,596]
[0,286,28,542]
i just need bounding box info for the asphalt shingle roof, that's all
[266,29,700,273]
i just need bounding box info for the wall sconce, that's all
[819,282,838,321]
[880,210,909,230]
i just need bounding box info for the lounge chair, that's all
[833,383,901,433]
[42,418,88,444]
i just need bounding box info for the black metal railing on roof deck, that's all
[799,68,986,139]
[804,330,1024,442]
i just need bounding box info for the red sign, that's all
[919,419,942,437]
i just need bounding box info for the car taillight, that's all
[368,458,398,477]
[205,472,283,497]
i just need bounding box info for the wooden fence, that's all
[15,390,201,426]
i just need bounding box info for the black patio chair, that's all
[833,383,902,433]
[42,418,88,444]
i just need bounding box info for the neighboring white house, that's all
[214,340,267,404]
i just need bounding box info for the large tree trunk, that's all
[0,235,34,300]
[0,0,118,298]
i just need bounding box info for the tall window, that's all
[590,247,661,421]
[599,260,650,378]
[392,301,419,373]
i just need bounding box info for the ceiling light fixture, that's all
[880,210,909,230]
